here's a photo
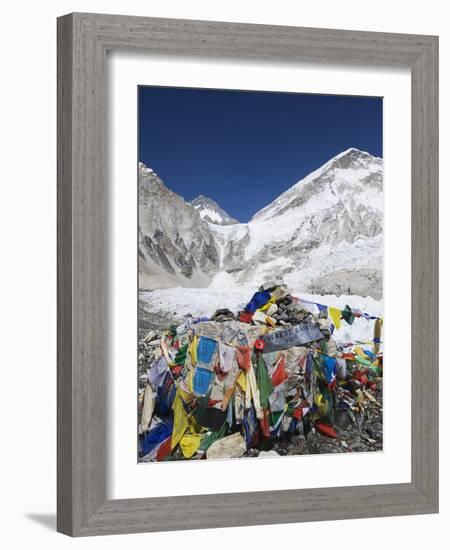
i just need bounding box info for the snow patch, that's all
[209,271,238,288]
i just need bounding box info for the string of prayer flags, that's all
[294,296,381,327]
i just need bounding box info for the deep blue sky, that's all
[139,86,382,222]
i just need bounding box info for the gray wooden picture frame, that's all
[57,12,439,537]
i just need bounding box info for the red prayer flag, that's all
[315,421,337,439]
[236,346,252,371]
[156,436,173,461]
[260,409,271,438]
[271,355,288,386]
[239,311,254,324]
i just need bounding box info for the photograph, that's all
[0,2,440,542]
[137,86,384,462]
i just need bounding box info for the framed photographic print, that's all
[57,13,438,536]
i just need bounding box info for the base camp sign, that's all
[262,322,324,352]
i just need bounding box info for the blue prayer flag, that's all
[196,336,218,367]
[322,355,337,384]
[193,367,215,397]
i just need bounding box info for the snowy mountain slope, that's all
[234,148,383,297]
[208,222,250,271]
[139,163,219,289]
[138,148,383,298]
[190,195,239,225]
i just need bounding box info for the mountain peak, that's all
[335,147,363,157]
[139,161,157,176]
[326,148,382,173]
[190,195,239,226]
[251,147,382,223]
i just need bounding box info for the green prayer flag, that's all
[174,343,188,365]
[256,353,274,409]
[199,422,227,452]
[341,305,355,325]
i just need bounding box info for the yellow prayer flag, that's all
[171,391,189,449]
[313,391,329,418]
[373,318,383,354]
[237,371,247,392]
[329,307,341,329]
[260,296,276,312]
[187,367,194,393]
[189,334,198,365]
[179,433,202,458]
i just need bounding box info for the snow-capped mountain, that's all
[139,148,383,298]
[190,195,239,225]
[138,163,219,289]
[213,147,383,297]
